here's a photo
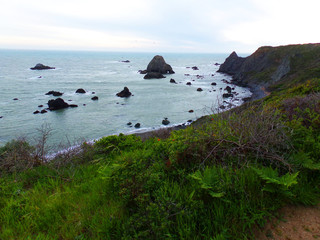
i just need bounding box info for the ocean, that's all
[0,50,251,150]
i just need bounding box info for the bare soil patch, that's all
[255,204,320,240]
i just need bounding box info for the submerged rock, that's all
[116,87,132,98]
[30,63,55,70]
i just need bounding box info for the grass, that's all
[0,44,320,239]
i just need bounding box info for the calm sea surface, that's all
[0,50,251,149]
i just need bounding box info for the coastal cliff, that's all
[219,43,320,99]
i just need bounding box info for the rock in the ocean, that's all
[211,82,217,86]
[13,98,19,101]
[76,88,86,94]
[170,78,177,84]
[69,104,78,108]
[162,118,170,125]
[144,72,165,79]
[192,66,199,70]
[48,98,69,110]
[116,87,132,98]
[33,110,40,114]
[222,93,233,98]
[197,88,203,92]
[38,105,43,108]
[186,82,192,85]
[45,90,63,96]
[138,70,148,74]
[30,63,55,70]
[146,55,175,74]
[91,96,99,101]
[121,60,130,63]
[40,109,47,114]
[225,86,232,93]
[188,110,194,113]
[127,122,132,126]
[134,123,141,128]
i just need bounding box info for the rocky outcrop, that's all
[30,63,55,70]
[217,44,320,100]
[218,52,245,75]
[116,87,132,98]
[48,98,69,110]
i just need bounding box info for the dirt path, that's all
[254,204,320,240]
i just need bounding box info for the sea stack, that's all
[141,55,175,79]
[116,87,132,98]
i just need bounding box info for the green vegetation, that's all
[1,45,320,239]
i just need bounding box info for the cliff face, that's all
[218,43,320,99]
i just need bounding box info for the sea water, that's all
[0,50,251,149]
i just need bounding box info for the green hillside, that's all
[1,44,320,239]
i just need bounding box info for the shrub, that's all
[0,139,37,174]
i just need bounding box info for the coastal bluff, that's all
[218,43,320,100]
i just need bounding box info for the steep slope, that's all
[218,43,320,99]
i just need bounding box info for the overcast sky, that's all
[1,0,319,53]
